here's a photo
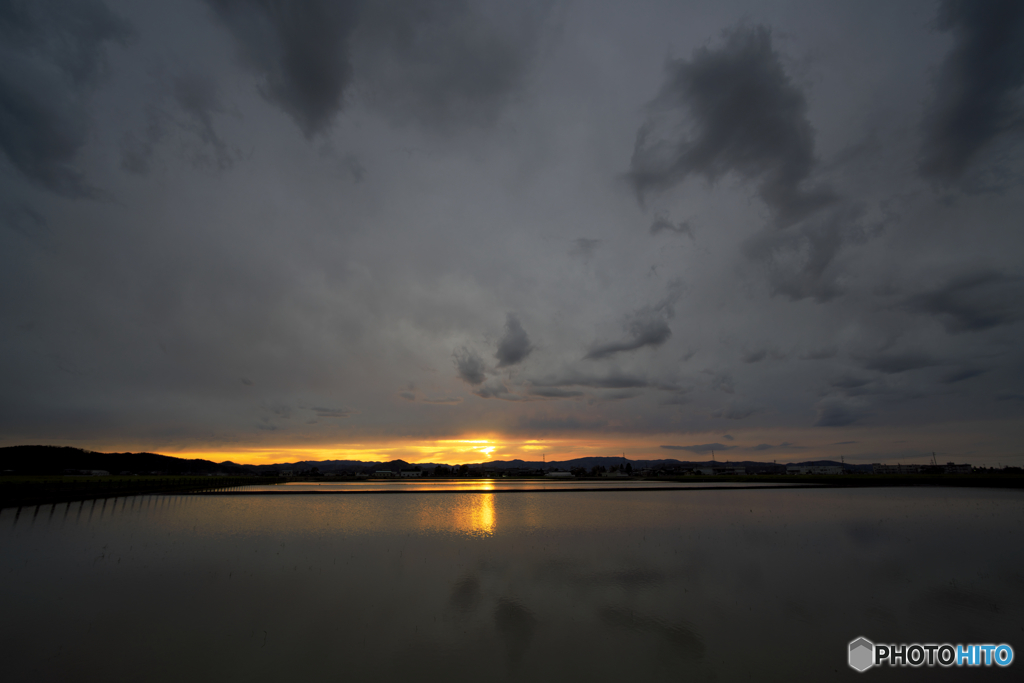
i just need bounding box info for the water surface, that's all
[3,487,1021,681]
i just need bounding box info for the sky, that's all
[2,0,1023,466]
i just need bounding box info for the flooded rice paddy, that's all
[2,485,1022,682]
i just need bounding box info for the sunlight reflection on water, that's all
[2,487,1022,682]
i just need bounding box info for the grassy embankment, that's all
[645,473,1024,488]
[0,475,283,509]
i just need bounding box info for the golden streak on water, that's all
[455,489,495,537]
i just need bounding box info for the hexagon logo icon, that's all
[849,637,874,672]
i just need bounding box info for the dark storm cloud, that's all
[119,106,164,175]
[861,352,941,374]
[495,313,534,367]
[473,378,520,400]
[742,349,767,364]
[312,406,351,418]
[741,203,867,302]
[569,238,601,261]
[660,443,734,454]
[354,0,546,130]
[628,24,834,226]
[1,201,46,239]
[453,346,487,385]
[171,73,238,170]
[829,375,871,390]
[918,0,1024,183]
[530,371,654,391]
[584,286,683,360]
[941,367,986,384]
[649,214,694,239]
[527,387,583,399]
[209,0,545,137]
[421,396,462,405]
[814,398,866,427]
[711,403,756,420]
[207,0,360,138]
[0,0,131,195]
[905,268,1023,333]
[585,315,671,360]
[800,346,837,360]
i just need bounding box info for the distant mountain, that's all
[0,445,253,476]
[0,445,872,475]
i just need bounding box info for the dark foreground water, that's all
[2,486,1021,682]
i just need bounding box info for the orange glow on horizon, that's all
[169,437,560,466]
[49,422,1002,467]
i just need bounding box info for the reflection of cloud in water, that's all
[494,597,537,669]
[913,584,1002,617]
[599,606,705,660]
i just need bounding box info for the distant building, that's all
[787,466,842,475]
[544,471,574,478]
[871,464,921,475]
[374,471,396,478]
[399,469,422,477]
[945,462,972,474]
[602,470,629,478]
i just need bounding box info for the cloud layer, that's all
[1,1,1022,466]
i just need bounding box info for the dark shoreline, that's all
[3,474,1023,509]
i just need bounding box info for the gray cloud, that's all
[0,0,131,195]
[585,319,671,360]
[353,0,546,130]
[312,406,351,418]
[517,414,609,433]
[861,352,941,375]
[628,23,834,227]
[119,106,164,175]
[829,375,871,390]
[495,313,534,367]
[527,387,583,399]
[585,309,672,360]
[742,202,866,302]
[800,346,837,361]
[421,396,462,405]
[207,0,360,138]
[473,378,520,400]
[814,398,865,427]
[905,269,1022,333]
[649,214,694,239]
[569,238,601,261]
[941,367,986,384]
[659,442,734,454]
[742,349,767,364]
[711,402,756,420]
[171,73,239,170]
[529,371,655,391]
[453,346,486,385]
[918,0,1024,183]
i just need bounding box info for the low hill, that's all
[0,445,253,476]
